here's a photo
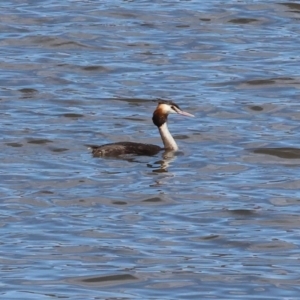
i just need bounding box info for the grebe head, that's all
[152,100,194,127]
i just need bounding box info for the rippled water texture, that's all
[1,1,300,299]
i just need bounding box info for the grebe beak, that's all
[173,106,195,117]
[177,110,195,117]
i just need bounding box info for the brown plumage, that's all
[152,100,180,127]
[91,142,162,157]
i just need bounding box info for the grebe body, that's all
[91,100,194,157]
[90,142,162,157]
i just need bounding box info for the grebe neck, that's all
[158,122,178,151]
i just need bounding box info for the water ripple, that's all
[1,1,300,299]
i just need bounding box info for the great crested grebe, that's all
[91,100,194,157]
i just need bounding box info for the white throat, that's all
[158,122,178,151]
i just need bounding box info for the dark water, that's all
[1,1,300,299]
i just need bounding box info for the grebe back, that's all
[91,100,194,157]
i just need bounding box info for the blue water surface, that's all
[1,1,300,299]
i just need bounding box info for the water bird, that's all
[91,100,194,157]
